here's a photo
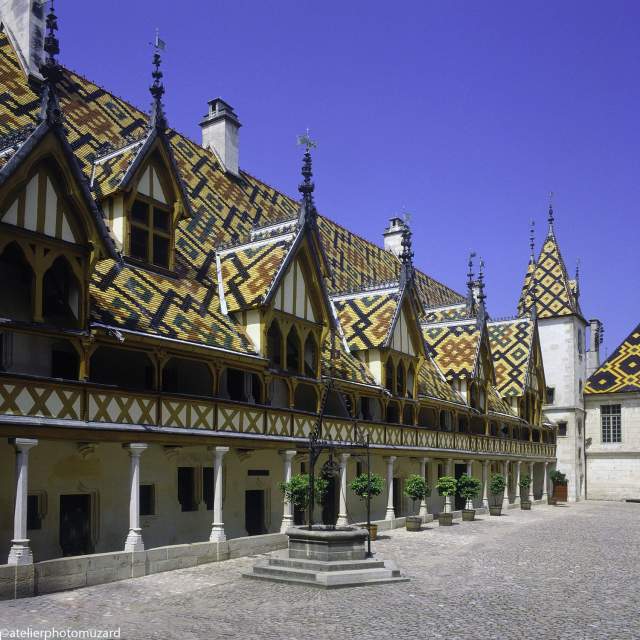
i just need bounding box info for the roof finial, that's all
[466,251,476,313]
[548,191,555,235]
[150,29,168,130]
[297,129,317,226]
[574,258,581,299]
[529,219,536,262]
[399,221,414,286]
[39,0,63,125]
[478,257,486,306]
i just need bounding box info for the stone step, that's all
[267,553,386,573]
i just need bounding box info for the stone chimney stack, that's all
[0,0,45,80]
[587,318,603,376]
[383,217,405,256]
[200,98,241,177]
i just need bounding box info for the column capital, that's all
[280,449,298,461]
[9,438,38,452]
[338,452,351,463]
[544,460,549,467]
[208,446,230,459]
[482,459,490,466]
[123,442,148,456]
[384,455,397,464]
[420,456,432,463]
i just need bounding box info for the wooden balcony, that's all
[0,375,556,459]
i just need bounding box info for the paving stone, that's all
[0,502,637,639]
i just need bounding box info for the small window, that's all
[545,387,555,405]
[129,197,171,268]
[203,467,213,510]
[601,405,621,443]
[140,484,155,516]
[557,421,568,437]
[27,494,42,530]
[177,467,197,512]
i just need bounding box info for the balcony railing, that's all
[0,375,556,459]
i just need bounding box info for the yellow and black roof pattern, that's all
[518,228,580,319]
[417,355,465,405]
[488,319,534,397]
[332,289,400,351]
[422,321,481,381]
[322,332,379,388]
[585,322,640,394]
[423,302,470,324]
[488,385,516,417]
[89,140,145,199]
[90,259,255,354]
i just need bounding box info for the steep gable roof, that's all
[422,320,482,381]
[488,318,534,397]
[585,322,640,394]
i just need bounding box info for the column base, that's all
[280,515,293,533]
[336,514,349,527]
[210,524,226,542]
[7,540,33,565]
[385,508,395,521]
[124,529,145,552]
[514,496,521,505]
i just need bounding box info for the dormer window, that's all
[130,197,171,268]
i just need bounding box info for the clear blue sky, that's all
[58,1,639,356]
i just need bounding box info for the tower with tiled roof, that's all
[517,201,592,501]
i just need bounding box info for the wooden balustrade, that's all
[0,375,556,459]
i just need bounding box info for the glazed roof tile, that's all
[585,322,640,394]
[417,355,466,405]
[488,318,534,397]
[422,321,481,381]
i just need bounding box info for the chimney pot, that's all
[200,97,241,176]
[383,217,406,256]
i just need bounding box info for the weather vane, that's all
[297,128,317,151]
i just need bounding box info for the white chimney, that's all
[200,98,241,177]
[0,0,44,80]
[383,217,405,256]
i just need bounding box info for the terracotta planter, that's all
[489,505,502,516]
[553,484,568,502]
[520,500,532,510]
[366,524,378,541]
[406,516,422,532]
[439,512,453,526]
[462,509,475,521]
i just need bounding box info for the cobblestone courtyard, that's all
[0,501,638,640]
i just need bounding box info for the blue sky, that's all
[58,1,639,356]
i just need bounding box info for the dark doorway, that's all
[321,476,338,525]
[393,477,402,516]
[245,490,266,535]
[454,464,467,510]
[59,494,93,557]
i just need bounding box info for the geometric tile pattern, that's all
[422,322,481,381]
[518,232,579,318]
[488,319,534,397]
[585,322,640,394]
[417,356,465,405]
[219,237,292,312]
[488,385,516,416]
[333,293,399,350]
[423,303,469,324]
[90,258,255,353]
[321,332,378,387]
[90,143,142,199]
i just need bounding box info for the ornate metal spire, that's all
[297,130,317,226]
[529,219,536,262]
[399,222,414,286]
[574,258,581,300]
[150,30,168,130]
[547,191,555,235]
[39,0,63,126]
[466,251,476,313]
[476,257,487,327]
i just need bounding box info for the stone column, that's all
[514,460,521,505]
[124,443,148,552]
[209,446,230,542]
[542,461,549,499]
[482,460,490,508]
[385,456,396,520]
[280,450,297,532]
[465,460,474,509]
[419,457,430,520]
[445,458,453,513]
[502,460,510,508]
[336,453,350,526]
[7,438,38,565]
[528,461,534,501]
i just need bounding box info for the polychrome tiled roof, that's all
[322,332,379,388]
[417,356,465,405]
[423,303,470,324]
[488,318,534,397]
[518,228,580,319]
[488,385,516,416]
[585,322,640,394]
[91,259,255,353]
[90,141,144,199]
[332,290,399,351]
[422,321,481,381]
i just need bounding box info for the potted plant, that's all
[350,472,384,540]
[436,476,457,526]
[488,473,506,516]
[550,470,568,503]
[519,473,532,510]
[403,474,429,531]
[457,474,482,521]
[279,473,329,525]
